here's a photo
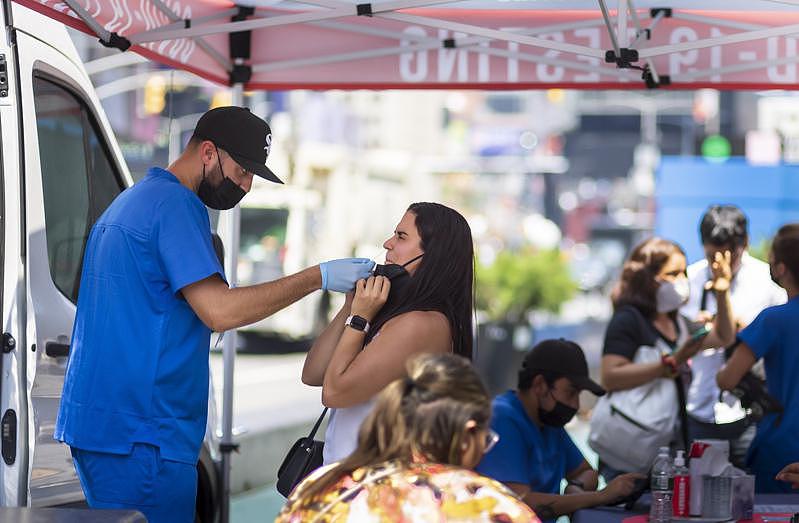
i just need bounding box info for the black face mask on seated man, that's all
[538,390,578,428]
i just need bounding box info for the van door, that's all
[0,1,26,507]
[14,28,126,505]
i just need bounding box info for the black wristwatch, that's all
[345,315,370,334]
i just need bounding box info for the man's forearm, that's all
[602,361,665,392]
[712,288,735,346]
[522,490,609,519]
[573,469,599,491]
[216,266,322,331]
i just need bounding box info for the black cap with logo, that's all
[522,338,605,396]
[193,106,282,184]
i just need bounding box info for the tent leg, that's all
[219,81,244,523]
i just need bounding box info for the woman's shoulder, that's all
[382,310,451,335]
[607,305,651,336]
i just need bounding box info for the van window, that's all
[33,76,123,303]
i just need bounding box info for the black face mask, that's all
[197,148,246,210]
[372,253,424,280]
[538,390,578,428]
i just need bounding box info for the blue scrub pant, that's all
[71,443,197,523]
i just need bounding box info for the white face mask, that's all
[656,278,690,313]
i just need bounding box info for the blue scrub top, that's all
[55,167,225,464]
[738,296,799,493]
[476,390,584,514]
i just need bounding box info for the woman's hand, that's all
[707,250,732,293]
[776,463,799,489]
[344,290,355,308]
[350,276,390,321]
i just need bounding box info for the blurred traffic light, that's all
[143,75,166,115]
[211,90,233,109]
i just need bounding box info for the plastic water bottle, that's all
[649,446,674,523]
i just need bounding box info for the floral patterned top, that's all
[275,460,541,523]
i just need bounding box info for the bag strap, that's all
[307,408,329,439]
[675,374,690,451]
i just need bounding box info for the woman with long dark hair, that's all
[279,354,539,522]
[302,202,475,464]
[589,237,735,480]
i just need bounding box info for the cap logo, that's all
[264,133,272,158]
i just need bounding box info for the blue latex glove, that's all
[319,258,374,292]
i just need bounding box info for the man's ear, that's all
[199,140,216,164]
[531,374,548,395]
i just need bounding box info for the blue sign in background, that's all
[655,157,799,264]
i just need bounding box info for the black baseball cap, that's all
[522,338,605,396]
[193,106,282,184]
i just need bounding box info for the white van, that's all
[0,2,220,519]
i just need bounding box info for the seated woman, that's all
[277,354,541,522]
[302,202,474,464]
[718,224,799,493]
[591,237,735,479]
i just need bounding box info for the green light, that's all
[701,134,731,162]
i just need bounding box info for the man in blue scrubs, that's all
[477,339,643,521]
[54,107,372,522]
[718,223,799,493]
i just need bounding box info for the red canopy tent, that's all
[17,0,799,90]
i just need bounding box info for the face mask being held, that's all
[372,253,424,281]
[197,146,246,210]
[538,390,578,428]
[656,278,690,313]
[367,253,424,329]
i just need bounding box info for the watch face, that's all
[350,315,368,330]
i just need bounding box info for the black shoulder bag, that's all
[276,408,328,497]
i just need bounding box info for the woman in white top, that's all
[302,202,475,464]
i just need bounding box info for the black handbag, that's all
[276,408,328,497]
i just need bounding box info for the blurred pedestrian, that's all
[302,202,474,464]
[718,224,799,492]
[477,339,644,522]
[278,353,540,523]
[589,237,734,480]
[55,107,372,522]
[682,205,785,468]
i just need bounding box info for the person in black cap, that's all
[476,339,644,522]
[54,106,372,522]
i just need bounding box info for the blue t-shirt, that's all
[55,167,225,464]
[738,296,799,492]
[476,391,585,501]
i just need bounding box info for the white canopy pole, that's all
[220,83,243,523]
[626,0,662,84]
[252,34,627,78]
[148,0,233,72]
[639,22,799,59]
[128,0,458,45]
